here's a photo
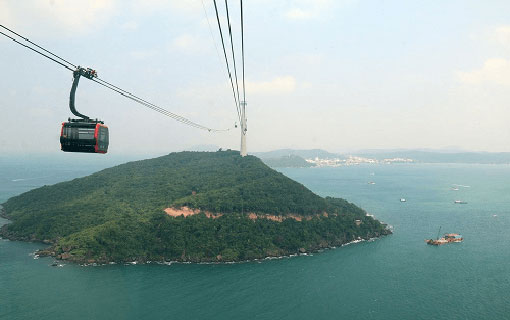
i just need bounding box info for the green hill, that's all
[254,148,340,159]
[0,151,390,263]
[262,155,315,168]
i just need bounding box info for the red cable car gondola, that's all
[60,67,109,154]
[60,121,108,153]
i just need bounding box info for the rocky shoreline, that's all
[1,203,392,266]
[1,204,392,265]
[0,206,56,244]
[1,213,391,265]
[0,205,6,219]
[31,230,391,265]
[30,234,390,267]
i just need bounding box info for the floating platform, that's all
[426,233,463,245]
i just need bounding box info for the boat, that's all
[454,200,467,204]
[368,181,376,185]
[443,234,463,242]
[400,198,406,202]
[451,187,459,191]
[426,227,463,245]
[426,238,448,245]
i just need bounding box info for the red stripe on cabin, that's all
[94,124,99,153]
[60,123,65,150]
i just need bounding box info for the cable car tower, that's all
[210,0,248,157]
[240,100,247,157]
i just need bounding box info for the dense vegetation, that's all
[262,155,315,168]
[0,151,390,263]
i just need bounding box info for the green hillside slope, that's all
[262,155,315,168]
[1,151,390,263]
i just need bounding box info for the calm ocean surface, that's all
[1,160,510,320]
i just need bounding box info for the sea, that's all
[1,158,509,320]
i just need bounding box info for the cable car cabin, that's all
[60,122,109,153]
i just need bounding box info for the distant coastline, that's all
[257,149,510,168]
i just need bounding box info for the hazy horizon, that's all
[2,146,509,161]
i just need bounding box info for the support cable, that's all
[213,0,242,123]
[200,0,223,66]
[0,24,76,69]
[91,78,229,132]
[240,0,247,136]
[224,0,242,120]
[240,0,246,104]
[0,30,73,71]
[0,25,230,132]
[94,77,205,128]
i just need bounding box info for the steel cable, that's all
[212,0,242,123]
[0,25,230,132]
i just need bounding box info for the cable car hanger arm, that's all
[69,67,97,120]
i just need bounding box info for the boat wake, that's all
[11,177,43,182]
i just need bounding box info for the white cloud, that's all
[458,58,510,86]
[1,0,116,35]
[130,0,201,15]
[283,53,323,67]
[129,49,157,60]
[27,107,55,118]
[284,0,349,20]
[173,34,196,49]
[120,21,139,31]
[286,8,315,20]
[492,25,510,48]
[0,2,13,26]
[247,76,297,94]
[169,34,208,54]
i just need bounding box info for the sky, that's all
[1,0,510,157]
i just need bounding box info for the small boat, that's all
[454,200,467,204]
[451,187,459,191]
[426,227,463,245]
[368,181,376,185]
[400,198,406,202]
[443,234,463,243]
[426,238,448,245]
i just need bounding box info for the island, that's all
[0,151,391,264]
[261,154,315,168]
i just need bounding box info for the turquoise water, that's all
[1,162,510,319]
